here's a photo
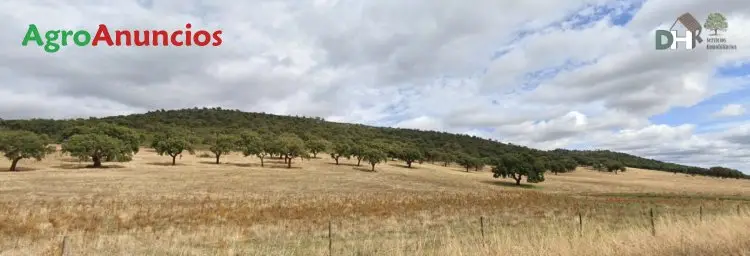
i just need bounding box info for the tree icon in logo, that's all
[704,13,728,36]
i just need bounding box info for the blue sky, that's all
[519,3,749,132]
[499,1,643,93]
[650,60,750,132]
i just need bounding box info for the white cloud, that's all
[1,0,750,173]
[394,116,444,131]
[585,123,750,171]
[713,104,746,117]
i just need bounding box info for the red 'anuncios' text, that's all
[90,23,222,47]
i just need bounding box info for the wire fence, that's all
[52,204,748,256]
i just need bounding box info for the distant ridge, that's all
[1,107,746,179]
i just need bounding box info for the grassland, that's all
[1,148,749,255]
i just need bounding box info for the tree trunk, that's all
[313,152,318,158]
[215,154,220,164]
[371,163,376,172]
[172,155,177,165]
[713,29,718,35]
[513,174,522,185]
[334,157,339,165]
[287,158,292,168]
[407,161,412,168]
[357,158,361,166]
[443,162,448,167]
[9,158,20,172]
[260,157,264,167]
[92,156,102,168]
[465,166,469,172]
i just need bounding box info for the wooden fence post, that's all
[60,236,69,256]
[649,208,656,236]
[480,216,485,239]
[578,212,583,237]
[328,220,332,256]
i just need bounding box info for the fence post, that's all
[480,216,485,239]
[60,236,69,256]
[578,212,583,237]
[649,208,656,236]
[328,220,332,256]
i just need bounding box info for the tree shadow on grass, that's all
[327,162,358,167]
[353,167,376,173]
[480,180,540,189]
[263,160,287,164]
[201,161,300,169]
[145,162,187,167]
[388,163,417,169]
[52,164,126,170]
[0,167,41,172]
[265,165,303,170]
[229,163,262,168]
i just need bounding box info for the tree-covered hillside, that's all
[1,107,746,179]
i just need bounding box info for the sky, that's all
[1,0,749,173]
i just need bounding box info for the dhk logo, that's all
[655,12,729,50]
[655,13,704,50]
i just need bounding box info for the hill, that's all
[0,107,746,179]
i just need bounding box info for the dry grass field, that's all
[1,147,749,255]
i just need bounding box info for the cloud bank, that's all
[1,0,749,172]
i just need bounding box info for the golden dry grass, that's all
[1,148,749,255]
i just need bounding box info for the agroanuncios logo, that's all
[21,23,223,53]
